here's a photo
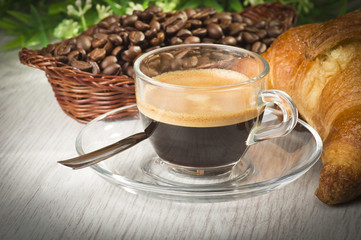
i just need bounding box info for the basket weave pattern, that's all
[19,2,296,123]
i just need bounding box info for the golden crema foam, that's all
[137,69,259,127]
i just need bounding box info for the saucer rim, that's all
[76,104,323,200]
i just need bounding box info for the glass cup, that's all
[134,44,298,182]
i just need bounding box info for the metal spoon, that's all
[58,121,157,170]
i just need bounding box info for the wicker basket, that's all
[19,2,297,123]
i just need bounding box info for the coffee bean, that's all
[135,20,150,31]
[187,19,202,29]
[100,55,118,69]
[122,15,138,27]
[251,41,267,53]
[149,20,161,31]
[229,23,246,36]
[170,36,183,45]
[90,61,100,74]
[93,33,108,40]
[232,13,243,23]
[68,50,80,61]
[204,17,218,25]
[192,28,207,38]
[262,37,276,46]
[129,31,145,45]
[76,35,92,51]
[267,26,282,38]
[214,12,232,21]
[164,11,188,35]
[184,36,200,44]
[111,46,123,57]
[103,63,121,75]
[108,34,123,45]
[176,29,192,39]
[145,28,157,39]
[88,48,106,62]
[219,36,237,46]
[243,32,259,43]
[121,46,142,62]
[70,59,92,71]
[207,23,223,39]
[92,38,107,48]
[184,8,197,18]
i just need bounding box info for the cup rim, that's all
[133,43,269,90]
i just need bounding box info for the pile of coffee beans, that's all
[39,6,287,78]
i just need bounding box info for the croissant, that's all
[262,9,361,205]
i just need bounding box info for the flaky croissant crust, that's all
[262,9,361,204]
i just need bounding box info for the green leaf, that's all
[204,0,223,12]
[0,17,24,30]
[48,3,69,15]
[30,5,48,47]
[7,10,32,24]
[229,0,244,12]
[0,36,24,50]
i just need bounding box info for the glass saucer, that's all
[75,104,322,202]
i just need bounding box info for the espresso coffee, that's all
[137,68,261,168]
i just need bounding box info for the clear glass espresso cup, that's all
[134,44,298,180]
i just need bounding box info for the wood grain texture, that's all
[0,33,360,240]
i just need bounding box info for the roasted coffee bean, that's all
[243,32,259,43]
[93,33,108,40]
[121,45,142,62]
[243,17,253,26]
[108,34,123,45]
[150,37,161,46]
[184,36,200,44]
[254,20,267,29]
[251,41,267,53]
[256,29,267,39]
[176,29,192,39]
[104,41,113,54]
[88,48,106,62]
[204,17,218,25]
[122,15,138,27]
[68,50,80,61]
[119,32,129,45]
[187,19,202,29]
[100,55,118,69]
[220,19,232,30]
[90,61,100,74]
[92,38,107,48]
[54,42,72,56]
[76,35,91,51]
[207,23,223,39]
[202,37,217,43]
[156,32,165,42]
[149,20,161,31]
[170,36,183,45]
[262,37,276,46]
[125,65,135,78]
[98,21,110,29]
[70,59,92,71]
[145,28,157,39]
[214,12,232,21]
[111,46,123,56]
[129,31,145,45]
[232,13,243,23]
[103,63,121,75]
[267,26,282,38]
[192,28,207,38]
[135,20,150,31]
[164,11,188,35]
[229,23,246,36]
[219,36,237,46]
[184,8,197,18]
[190,10,209,20]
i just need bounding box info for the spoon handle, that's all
[58,132,148,170]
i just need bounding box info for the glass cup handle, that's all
[247,90,298,145]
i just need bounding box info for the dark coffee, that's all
[140,112,256,167]
[137,68,261,168]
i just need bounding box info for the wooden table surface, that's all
[1,35,360,240]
